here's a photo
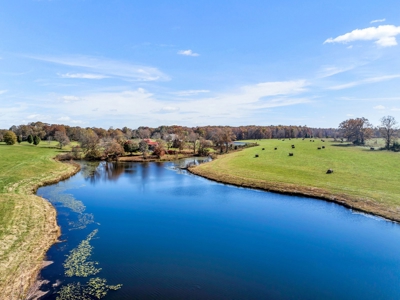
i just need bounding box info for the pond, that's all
[37,159,400,299]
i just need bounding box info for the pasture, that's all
[192,138,400,220]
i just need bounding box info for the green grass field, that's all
[193,138,400,219]
[0,141,78,298]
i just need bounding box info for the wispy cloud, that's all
[178,50,200,57]
[172,89,210,96]
[318,65,355,78]
[329,74,400,90]
[29,55,170,81]
[324,25,400,47]
[371,19,386,24]
[59,73,108,79]
[0,90,8,95]
[373,105,385,110]
[35,80,309,126]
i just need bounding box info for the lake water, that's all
[37,159,400,299]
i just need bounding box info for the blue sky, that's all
[1,0,400,129]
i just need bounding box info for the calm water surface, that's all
[37,159,400,299]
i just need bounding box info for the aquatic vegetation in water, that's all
[85,277,122,298]
[69,213,95,230]
[56,278,122,300]
[63,229,101,277]
[45,184,94,230]
[47,186,86,214]
[56,282,86,300]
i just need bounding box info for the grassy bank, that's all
[0,142,79,299]
[190,139,400,221]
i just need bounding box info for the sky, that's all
[1,0,400,129]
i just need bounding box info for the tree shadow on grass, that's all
[331,143,353,147]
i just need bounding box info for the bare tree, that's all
[188,132,199,154]
[380,115,398,149]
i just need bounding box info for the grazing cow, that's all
[289,153,294,156]
[322,146,325,149]
[326,169,334,174]
[255,154,259,157]
[318,147,321,150]
[274,147,277,150]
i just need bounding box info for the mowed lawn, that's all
[196,139,400,207]
[0,141,77,298]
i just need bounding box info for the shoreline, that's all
[2,159,81,299]
[188,165,400,223]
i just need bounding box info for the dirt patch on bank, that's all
[189,166,400,223]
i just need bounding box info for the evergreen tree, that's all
[17,135,22,144]
[27,134,33,144]
[33,135,41,146]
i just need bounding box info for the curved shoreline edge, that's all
[188,165,400,223]
[2,160,81,299]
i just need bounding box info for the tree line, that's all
[0,116,398,153]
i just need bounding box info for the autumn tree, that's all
[339,117,373,145]
[123,140,139,155]
[379,116,398,150]
[165,135,173,150]
[139,140,149,158]
[198,138,212,156]
[54,131,70,149]
[79,129,99,153]
[3,131,17,145]
[104,140,124,159]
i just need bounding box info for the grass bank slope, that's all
[190,139,400,221]
[0,142,79,299]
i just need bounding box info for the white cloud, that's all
[178,50,200,57]
[346,114,354,117]
[59,73,108,79]
[373,105,385,110]
[240,80,308,97]
[58,116,71,121]
[156,106,180,113]
[0,90,8,95]
[391,107,400,111]
[71,120,84,124]
[61,95,81,102]
[30,55,169,81]
[329,74,400,90]
[173,90,210,96]
[371,19,386,24]
[27,114,40,119]
[324,25,400,47]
